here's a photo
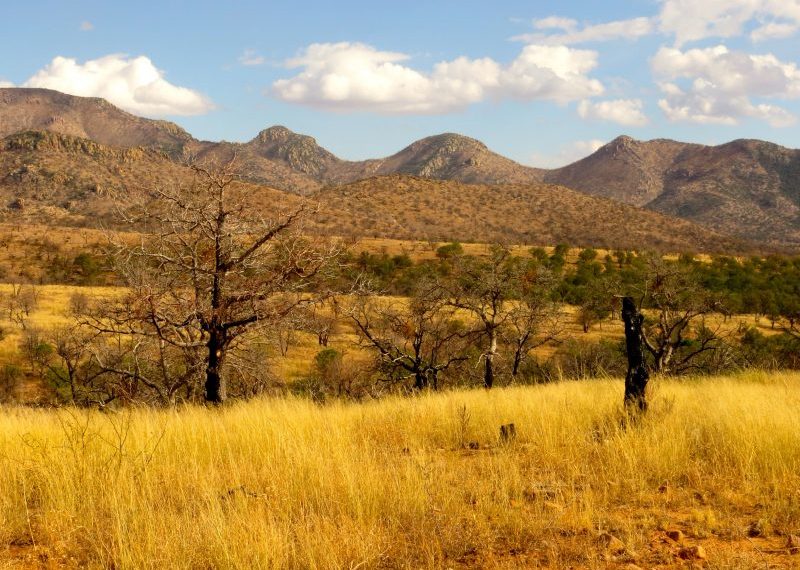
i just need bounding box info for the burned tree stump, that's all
[500,423,516,442]
[622,297,649,413]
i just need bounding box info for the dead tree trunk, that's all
[205,327,227,404]
[484,328,497,389]
[622,297,649,413]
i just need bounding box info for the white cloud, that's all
[533,16,578,32]
[272,42,603,114]
[751,21,799,42]
[529,139,605,168]
[238,49,265,66]
[658,0,800,45]
[577,99,649,126]
[80,21,93,32]
[22,54,214,117]
[513,17,654,45]
[652,45,800,126]
[0,80,14,88]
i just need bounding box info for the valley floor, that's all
[1,372,800,568]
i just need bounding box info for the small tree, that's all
[639,257,722,374]
[348,278,470,390]
[505,265,562,379]
[447,244,521,388]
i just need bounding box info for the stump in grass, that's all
[622,297,649,413]
[500,423,516,442]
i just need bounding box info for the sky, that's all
[2,0,800,167]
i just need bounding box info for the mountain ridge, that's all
[0,128,756,254]
[2,87,800,248]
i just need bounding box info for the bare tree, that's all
[446,245,521,388]
[348,278,470,390]
[4,283,39,330]
[639,258,722,374]
[37,324,109,405]
[91,159,340,404]
[505,266,562,379]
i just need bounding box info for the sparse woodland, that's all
[2,200,800,406]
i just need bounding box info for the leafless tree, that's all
[88,159,341,404]
[347,278,471,390]
[446,244,522,388]
[639,257,722,374]
[4,283,39,330]
[504,266,563,379]
[36,324,110,405]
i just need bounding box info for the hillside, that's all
[546,136,800,247]
[2,88,800,248]
[0,88,193,155]
[0,130,299,227]
[0,131,750,253]
[194,129,545,189]
[309,175,750,253]
[327,133,546,185]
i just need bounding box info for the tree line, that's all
[3,163,800,407]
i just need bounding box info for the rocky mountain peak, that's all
[246,125,338,178]
[253,125,301,144]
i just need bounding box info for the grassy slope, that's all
[1,373,800,568]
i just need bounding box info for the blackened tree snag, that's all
[622,296,649,412]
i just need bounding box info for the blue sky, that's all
[2,0,800,166]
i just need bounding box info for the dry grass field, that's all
[1,373,800,568]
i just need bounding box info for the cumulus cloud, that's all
[529,139,605,168]
[652,45,800,126]
[272,42,603,114]
[577,99,649,126]
[0,80,14,88]
[22,54,214,117]
[751,21,799,42]
[513,17,654,45]
[238,49,265,66]
[658,0,800,45]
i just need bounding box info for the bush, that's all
[436,242,463,260]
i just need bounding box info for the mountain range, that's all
[1,87,799,251]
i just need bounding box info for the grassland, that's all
[1,372,799,568]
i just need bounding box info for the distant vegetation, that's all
[2,226,800,406]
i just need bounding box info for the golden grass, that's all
[1,372,799,568]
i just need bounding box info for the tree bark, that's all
[484,330,497,388]
[205,328,227,404]
[414,369,427,390]
[622,297,649,413]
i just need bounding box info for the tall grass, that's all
[1,371,800,568]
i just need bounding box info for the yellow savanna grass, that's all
[1,371,800,568]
